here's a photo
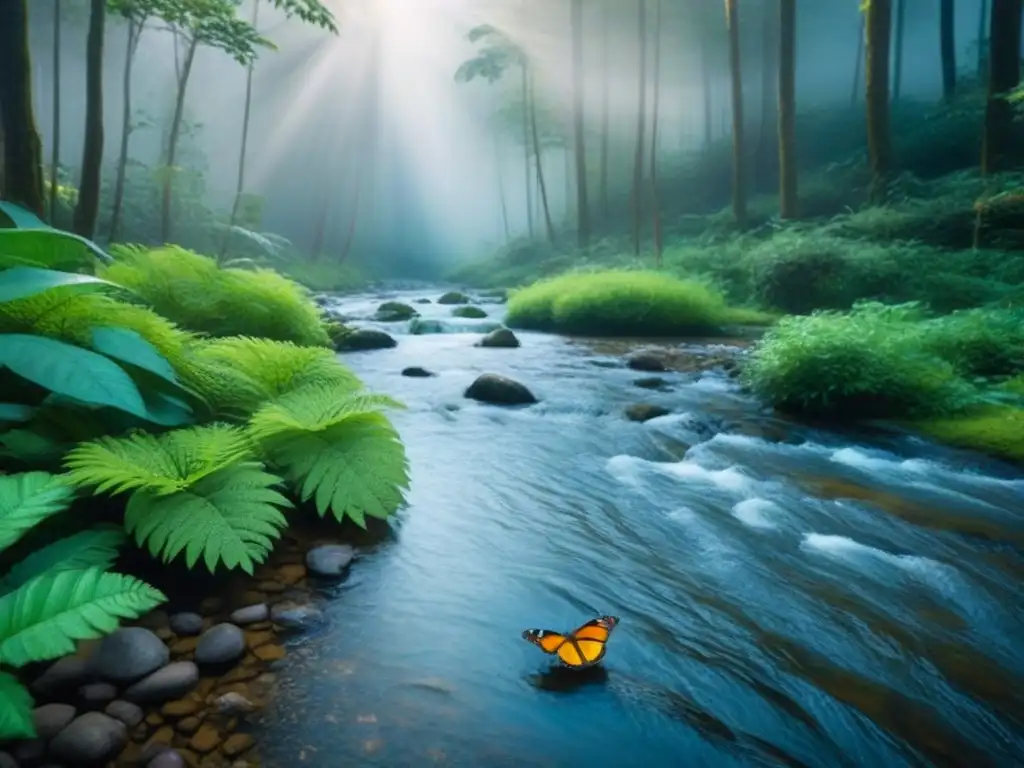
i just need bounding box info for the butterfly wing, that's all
[522,629,569,655]
[568,616,619,667]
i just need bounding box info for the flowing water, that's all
[257,291,1024,768]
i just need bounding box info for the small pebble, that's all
[169,613,204,636]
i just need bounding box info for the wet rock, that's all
[140,730,175,763]
[123,662,199,704]
[195,625,246,666]
[626,352,666,372]
[633,376,672,391]
[464,374,537,406]
[401,366,436,378]
[160,699,200,718]
[176,717,201,735]
[337,329,397,351]
[32,703,77,741]
[147,750,186,768]
[92,628,169,684]
[374,301,418,322]
[78,682,117,707]
[410,317,503,335]
[228,604,269,626]
[305,544,354,578]
[104,700,143,728]
[476,328,520,348]
[222,734,255,758]
[31,656,95,699]
[214,692,255,716]
[49,712,127,765]
[0,752,15,768]
[277,564,306,584]
[253,644,285,662]
[168,613,204,637]
[452,306,487,319]
[270,601,324,631]
[414,297,431,304]
[625,403,671,423]
[437,291,470,305]
[13,738,45,763]
[187,724,221,754]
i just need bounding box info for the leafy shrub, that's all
[102,245,330,346]
[918,308,1024,378]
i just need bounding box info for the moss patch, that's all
[452,306,487,319]
[912,406,1024,463]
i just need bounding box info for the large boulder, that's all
[625,403,671,423]
[452,306,487,319]
[337,328,397,351]
[464,374,537,406]
[476,328,520,348]
[437,291,471,305]
[374,301,419,322]
[48,712,128,765]
[91,628,169,684]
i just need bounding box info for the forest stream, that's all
[255,291,1024,768]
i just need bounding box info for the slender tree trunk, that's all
[108,18,141,242]
[563,147,571,219]
[222,0,261,261]
[649,0,663,265]
[701,35,713,148]
[851,15,865,106]
[631,0,648,256]
[865,0,893,204]
[160,35,197,244]
[48,0,61,225]
[756,1,779,192]
[892,0,905,101]
[72,0,106,239]
[520,64,534,238]
[599,0,610,219]
[982,0,1023,174]
[0,0,46,217]
[528,70,555,243]
[570,0,589,248]
[725,0,746,226]
[778,0,798,219]
[978,0,990,79]
[495,137,510,242]
[940,0,956,100]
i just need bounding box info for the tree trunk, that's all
[108,18,141,242]
[940,0,956,100]
[528,70,555,243]
[756,1,778,192]
[865,0,893,204]
[72,0,106,239]
[599,0,610,219]
[725,0,746,226]
[778,0,797,219]
[892,0,905,101]
[701,35,712,148]
[851,15,865,106]
[982,0,1023,174]
[520,63,534,238]
[649,0,663,265]
[222,0,261,261]
[160,35,197,244]
[978,0,990,79]
[48,0,61,225]
[0,0,46,217]
[570,0,590,248]
[631,0,647,256]
[495,136,510,242]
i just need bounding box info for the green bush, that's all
[918,308,1024,378]
[505,270,768,336]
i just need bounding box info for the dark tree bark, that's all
[570,0,590,248]
[520,64,534,238]
[892,0,905,101]
[982,0,1023,174]
[108,18,142,241]
[649,0,663,265]
[940,0,956,100]
[865,0,893,203]
[631,0,647,255]
[495,135,510,242]
[160,35,198,243]
[725,0,746,225]
[778,0,797,219]
[528,71,555,243]
[72,0,106,239]
[49,0,61,224]
[977,0,990,79]
[0,0,46,217]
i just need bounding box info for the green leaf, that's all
[0,672,35,740]
[0,472,76,552]
[0,567,166,667]
[0,228,112,270]
[0,526,127,594]
[0,403,36,423]
[0,334,149,420]
[90,326,180,385]
[139,389,195,427]
[0,201,48,228]
[0,267,122,304]
[0,428,65,464]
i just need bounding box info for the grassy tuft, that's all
[913,406,1024,463]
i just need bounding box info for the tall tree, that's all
[939,0,956,100]
[778,0,797,219]
[72,0,107,238]
[649,0,663,264]
[892,0,905,101]
[49,0,61,224]
[0,0,46,216]
[724,0,746,225]
[756,1,779,191]
[528,71,556,243]
[865,0,893,203]
[982,0,1022,174]
[851,14,865,106]
[631,0,647,255]
[570,0,590,248]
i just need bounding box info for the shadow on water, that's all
[255,292,1024,768]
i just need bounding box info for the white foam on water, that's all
[731,498,781,530]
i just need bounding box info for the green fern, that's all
[0,567,165,667]
[248,386,409,526]
[0,526,127,594]
[0,472,76,552]
[0,671,34,740]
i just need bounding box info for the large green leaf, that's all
[0,334,149,420]
[0,471,76,552]
[0,201,48,228]
[0,672,35,740]
[0,403,36,423]
[0,428,65,464]
[0,526,127,594]
[90,326,180,384]
[0,267,121,304]
[0,227,112,270]
[0,567,166,667]
[138,389,195,427]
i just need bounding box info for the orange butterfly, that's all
[522,616,619,668]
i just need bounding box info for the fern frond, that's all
[0,672,35,740]
[0,472,76,552]
[63,424,255,497]
[0,526,127,594]
[125,462,292,574]
[0,567,166,667]
[251,387,409,526]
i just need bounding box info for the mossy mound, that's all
[504,270,769,337]
[437,291,471,305]
[452,306,487,319]
[912,406,1024,463]
[374,301,418,321]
